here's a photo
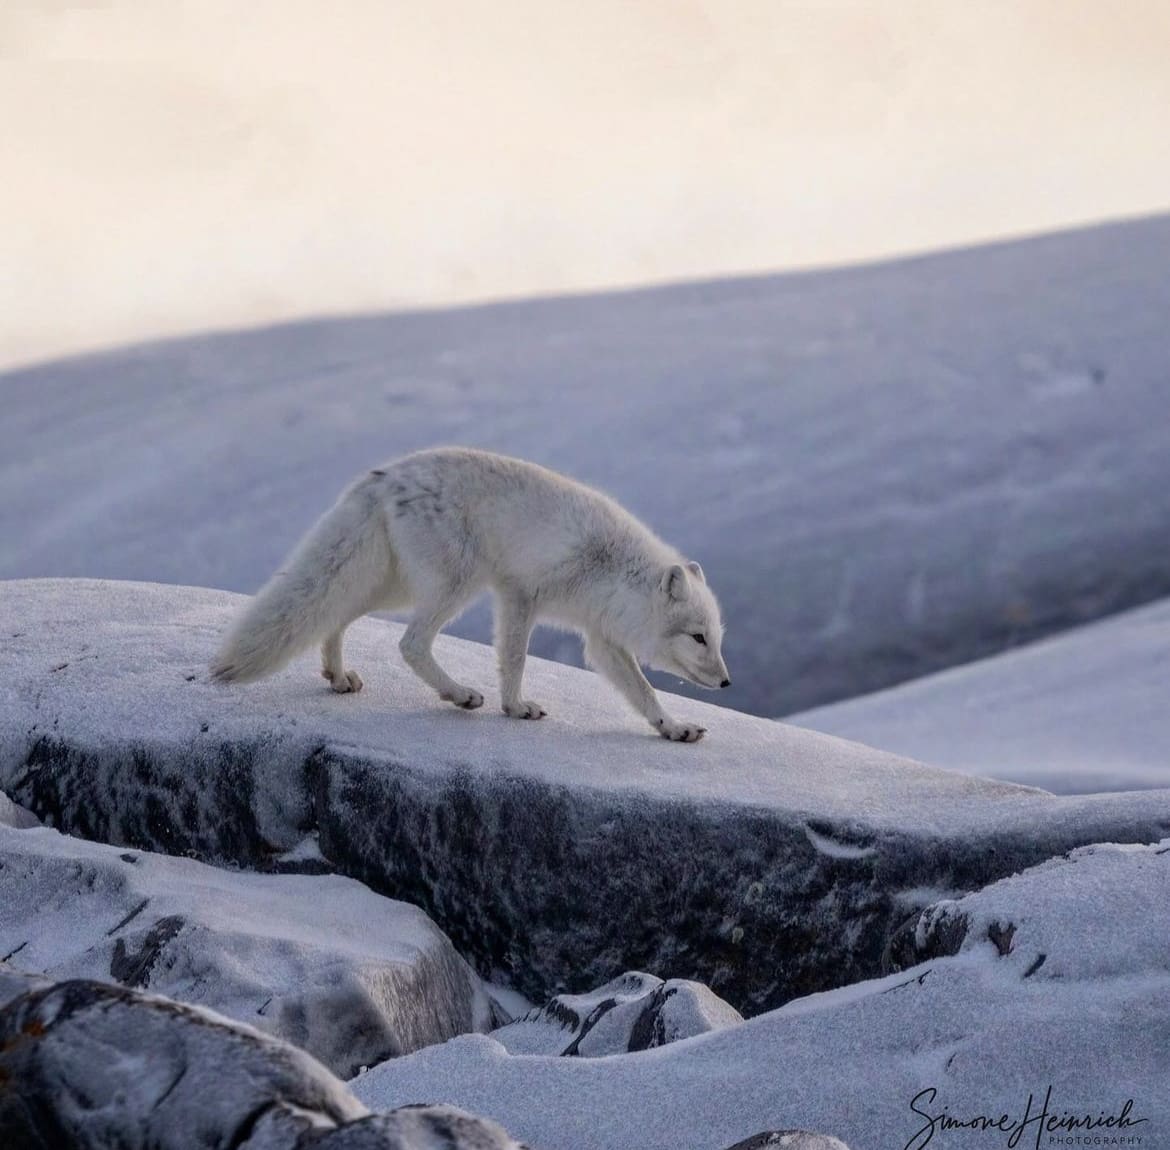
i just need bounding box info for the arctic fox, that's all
[211,447,730,741]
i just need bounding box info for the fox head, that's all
[648,561,731,690]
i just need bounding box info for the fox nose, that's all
[720,678,731,688]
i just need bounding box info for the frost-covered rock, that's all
[3,580,1169,1014]
[493,971,743,1055]
[351,839,1170,1150]
[3,216,1170,722]
[0,824,492,1077]
[0,979,526,1149]
[791,596,1170,793]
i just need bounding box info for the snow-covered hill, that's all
[790,596,1170,793]
[3,217,1169,728]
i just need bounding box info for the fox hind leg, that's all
[321,628,363,694]
[399,584,484,709]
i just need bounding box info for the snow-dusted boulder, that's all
[3,580,1169,1015]
[791,596,1170,793]
[0,824,492,1077]
[493,971,742,1056]
[3,216,1170,721]
[351,839,1170,1150]
[0,979,526,1149]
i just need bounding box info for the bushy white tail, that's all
[211,479,395,683]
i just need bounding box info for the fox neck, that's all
[585,561,663,659]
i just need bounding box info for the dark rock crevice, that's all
[109,915,185,987]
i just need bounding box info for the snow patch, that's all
[802,825,876,859]
[790,596,1170,793]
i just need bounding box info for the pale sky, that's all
[2,1,1169,368]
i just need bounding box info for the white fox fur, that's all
[212,447,730,741]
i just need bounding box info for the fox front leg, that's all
[584,634,706,742]
[494,589,547,719]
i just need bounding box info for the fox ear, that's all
[685,560,705,583]
[660,564,689,601]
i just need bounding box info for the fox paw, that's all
[656,717,706,743]
[503,700,547,720]
[442,686,484,710]
[322,668,363,694]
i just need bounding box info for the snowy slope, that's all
[3,579,1168,1015]
[2,217,1170,724]
[789,596,1170,793]
[352,839,1170,1150]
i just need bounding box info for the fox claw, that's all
[442,686,484,710]
[656,718,706,742]
[322,668,363,694]
[503,700,547,720]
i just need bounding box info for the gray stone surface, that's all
[3,580,1169,1015]
[0,825,492,1078]
[0,979,526,1149]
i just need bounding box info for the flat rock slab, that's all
[352,840,1170,1150]
[0,824,492,1077]
[2,579,1168,1012]
[0,979,526,1149]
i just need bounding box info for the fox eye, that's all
[690,633,707,645]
